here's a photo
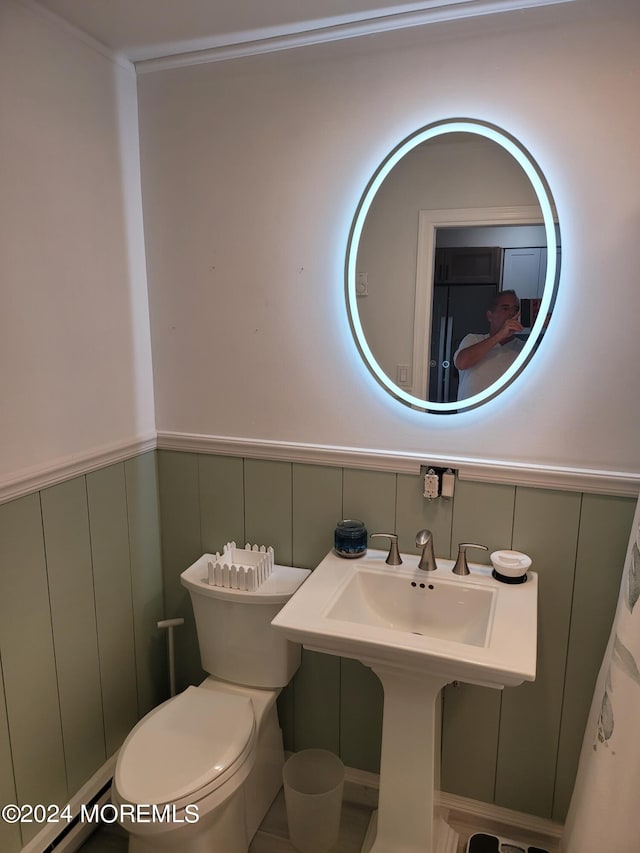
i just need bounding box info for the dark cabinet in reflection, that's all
[434,246,502,285]
[429,282,497,403]
[429,246,503,403]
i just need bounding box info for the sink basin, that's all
[272,548,537,690]
[325,567,495,647]
[272,548,538,853]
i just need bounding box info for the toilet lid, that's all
[115,686,256,806]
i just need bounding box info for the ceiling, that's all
[31,0,576,69]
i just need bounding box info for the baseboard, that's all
[342,765,563,844]
[20,755,563,852]
[439,791,563,842]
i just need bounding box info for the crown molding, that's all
[134,0,577,74]
[23,0,577,75]
[20,0,135,73]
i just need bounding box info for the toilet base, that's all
[128,788,248,853]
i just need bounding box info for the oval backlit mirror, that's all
[345,118,560,413]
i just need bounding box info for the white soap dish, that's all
[490,549,532,584]
[207,542,274,591]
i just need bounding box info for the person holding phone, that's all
[454,289,524,401]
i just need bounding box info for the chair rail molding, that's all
[0,433,157,505]
[156,431,640,497]
[3,430,636,502]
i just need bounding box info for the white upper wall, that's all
[137,0,640,479]
[3,0,638,493]
[0,0,155,487]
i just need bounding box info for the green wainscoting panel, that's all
[0,656,21,853]
[41,478,106,794]
[440,480,516,803]
[441,683,502,801]
[199,454,245,553]
[137,450,637,827]
[279,461,341,751]
[277,684,295,753]
[87,464,138,756]
[0,494,67,838]
[157,451,203,692]
[283,463,341,752]
[244,459,293,566]
[339,659,383,773]
[0,446,614,831]
[494,487,582,817]
[125,453,165,715]
[292,463,342,569]
[343,469,397,538]
[451,479,516,562]
[552,493,635,821]
[396,473,454,557]
[292,649,340,753]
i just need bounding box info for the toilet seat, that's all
[115,686,256,810]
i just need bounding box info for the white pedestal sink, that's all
[272,548,538,853]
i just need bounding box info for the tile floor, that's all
[77,821,127,852]
[78,786,560,853]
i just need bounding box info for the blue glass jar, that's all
[334,519,367,558]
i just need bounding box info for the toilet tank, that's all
[181,555,310,689]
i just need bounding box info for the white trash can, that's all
[283,749,345,853]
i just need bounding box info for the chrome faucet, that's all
[416,529,437,571]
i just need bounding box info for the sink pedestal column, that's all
[362,665,458,853]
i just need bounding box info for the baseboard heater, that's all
[20,756,116,853]
[42,782,111,853]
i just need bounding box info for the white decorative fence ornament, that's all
[206,542,274,591]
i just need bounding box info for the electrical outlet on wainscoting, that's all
[419,465,457,499]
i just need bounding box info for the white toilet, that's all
[113,553,310,853]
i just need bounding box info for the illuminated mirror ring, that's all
[345,118,559,413]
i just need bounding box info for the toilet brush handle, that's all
[158,618,185,697]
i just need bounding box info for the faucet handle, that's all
[452,542,488,576]
[370,533,402,565]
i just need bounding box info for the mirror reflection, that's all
[348,122,560,412]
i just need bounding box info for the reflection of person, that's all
[454,290,524,400]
